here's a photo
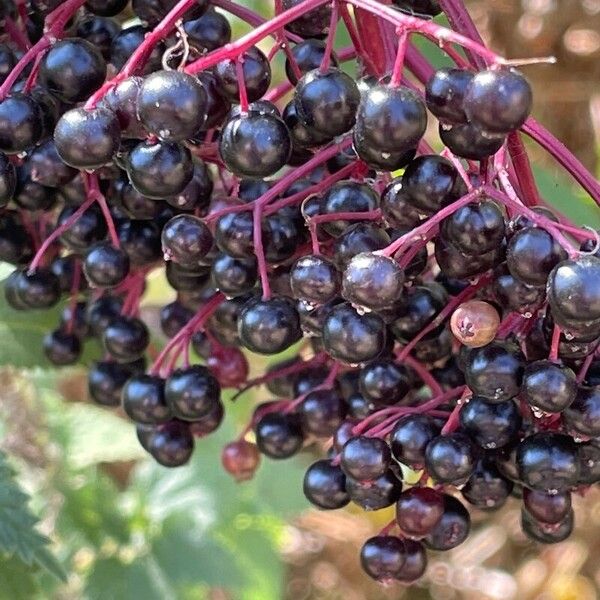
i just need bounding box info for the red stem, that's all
[320,1,339,73]
[402,354,443,397]
[236,59,249,113]
[4,15,30,52]
[150,292,225,375]
[549,324,561,363]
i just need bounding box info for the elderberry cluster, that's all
[1,0,600,585]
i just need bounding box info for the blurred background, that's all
[2,1,600,599]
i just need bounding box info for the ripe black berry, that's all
[423,494,470,551]
[220,112,291,178]
[303,459,349,509]
[516,432,580,492]
[102,315,149,363]
[464,342,525,403]
[521,360,577,413]
[390,414,441,469]
[342,253,405,311]
[84,242,130,288]
[127,140,194,199]
[254,412,304,459]
[294,68,360,138]
[340,435,391,481]
[464,68,532,134]
[322,302,387,364]
[39,38,107,104]
[238,297,302,355]
[459,397,521,449]
[164,365,221,421]
[424,432,477,485]
[360,536,406,582]
[122,374,171,424]
[137,70,207,141]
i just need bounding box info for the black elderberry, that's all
[360,536,406,582]
[318,182,377,231]
[148,420,194,467]
[507,226,568,287]
[333,223,390,269]
[238,297,302,355]
[165,365,221,421]
[184,8,232,54]
[219,112,291,178]
[439,122,506,160]
[83,242,130,288]
[88,360,138,406]
[0,93,44,154]
[523,488,571,525]
[122,374,171,425]
[521,508,574,544]
[359,359,411,406]
[303,459,350,509]
[423,494,470,551]
[464,342,525,403]
[294,68,360,138]
[462,457,513,510]
[39,38,107,104]
[402,155,467,215]
[299,388,347,437]
[127,140,194,199]
[322,302,387,364]
[161,214,213,267]
[255,412,304,459]
[346,470,402,511]
[355,84,426,155]
[290,255,340,304]
[214,46,271,103]
[564,386,600,437]
[285,39,338,85]
[521,360,577,413]
[43,329,81,366]
[424,432,477,485]
[102,315,149,363]
[13,268,61,309]
[459,397,521,449]
[395,487,444,537]
[464,68,532,134]
[137,70,207,141]
[441,199,505,256]
[547,256,600,326]
[425,67,473,124]
[342,253,405,311]
[390,414,441,469]
[340,436,391,481]
[517,432,580,492]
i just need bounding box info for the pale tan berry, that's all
[450,300,500,348]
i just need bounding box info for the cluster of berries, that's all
[1,0,600,584]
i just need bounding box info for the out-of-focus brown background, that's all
[281,2,600,598]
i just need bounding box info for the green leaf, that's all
[55,403,147,470]
[0,555,41,600]
[127,408,310,599]
[33,370,146,470]
[0,451,66,582]
[56,472,133,548]
[533,164,600,228]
